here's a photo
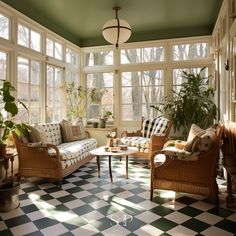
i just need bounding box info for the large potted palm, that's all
[151,67,218,139]
[0,81,29,212]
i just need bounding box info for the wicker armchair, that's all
[121,116,172,161]
[150,124,223,204]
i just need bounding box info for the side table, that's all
[0,152,17,181]
[90,146,138,183]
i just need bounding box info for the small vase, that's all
[99,119,106,128]
[107,138,113,147]
[93,122,98,128]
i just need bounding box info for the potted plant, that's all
[0,81,29,212]
[151,67,218,139]
[99,110,112,128]
[0,81,29,154]
[61,81,107,122]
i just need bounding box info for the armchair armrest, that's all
[149,134,168,152]
[85,130,91,138]
[121,130,142,137]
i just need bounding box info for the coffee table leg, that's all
[126,155,128,179]
[96,156,100,178]
[109,155,113,183]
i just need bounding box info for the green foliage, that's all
[151,67,218,138]
[0,81,29,144]
[100,110,112,121]
[62,81,107,121]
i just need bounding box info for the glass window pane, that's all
[122,104,141,121]
[120,48,141,64]
[121,70,164,120]
[31,30,41,52]
[46,38,53,57]
[84,51,113,66]
[86,72,114,123]
[192,43,208,59]
[18,24,29,47]
[55,42,62,60]
[143,47,164,62]
[0,13,9,39]
[0,51,7,81]
[18,57,29,83]
[31,61,40,85]
[172,44,190,61]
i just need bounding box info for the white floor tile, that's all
[201,225,234,236]
[134,224,164,236]
[195,212,223,225]
[40,223,69,235]
[167,225,196,236]
[164,211,191,224]
[10,222,38,236]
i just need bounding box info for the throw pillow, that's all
[186,124,204,143]
[28,126,41,142]
[184,124,218,153]
[60,119,86,142]
[28,125,48,143]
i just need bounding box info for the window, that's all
[65,47,79,83]
[121,70,164,120]
[66,47,78,65]
[86,72,114,123]
[0,51,7,81]
[172,42,208,61]
[0,13,9,40]
[46,65,63,122]
[46,38,62,60]
[17,23,41,52]
[84,50,113,66]
[0,51,8,119]
[17,57,41,123]
[121,46,165,64]
[173,67,209,93]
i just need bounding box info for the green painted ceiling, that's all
[2,0,223,47]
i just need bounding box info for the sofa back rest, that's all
[141,116,170,138]
[35,123,62,146]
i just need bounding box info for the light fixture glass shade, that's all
[102,18,131,46]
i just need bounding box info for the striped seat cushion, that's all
[141,117,170,138]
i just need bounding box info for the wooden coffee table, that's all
[90,146,138,183]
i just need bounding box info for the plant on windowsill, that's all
[150,67,218,139]
[99,110,112,128]
[61,81,107,122]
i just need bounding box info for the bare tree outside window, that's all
[0,13,9,39]
[121,47,165,120]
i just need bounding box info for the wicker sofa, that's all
[13,121,97,186]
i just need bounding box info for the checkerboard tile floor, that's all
[1,157,236,236]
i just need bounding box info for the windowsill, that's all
[86,126,116,131]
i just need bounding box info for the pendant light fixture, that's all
[102,6,132,48]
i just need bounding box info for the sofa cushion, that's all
[28,126,45,143]
[121,136,149,153]
[60,119,86,142]
[142,116,169,138]
[161,146,200,161]
[57,138,97,161]
[35,123,62,146]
